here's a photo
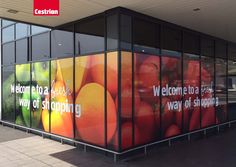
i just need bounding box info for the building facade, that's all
[1,7,236,153]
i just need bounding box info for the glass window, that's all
[133,19,159,54]
[161,50,182,138]
[3,42,15,65]
[75,54,107,146]
[75,16,104,55]
[16,23,30,39]
[120,15,131,50]
[201,37,214,57]
[228,60,236,120]
[31,25,50,35]
[183,32,200,55]
[183,53,200,132]
[2,20,15,27]
[15,63,31,127]
[51,30,74,58]
[2,65,15,122]
[2,25,15,43]
[162,26,181,51]
[32,32,50,61]
[201,56,215,128]
[215,41,227,59]
[107,14,118,50]
[215,58,227,123]
[16,38,28,63]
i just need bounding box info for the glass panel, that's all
[75,54,107,147]
[16,38,28,63]
[16,23,30,39]
[228,60,236,120]
[2,20,15,27]
[31,25,50,35]
[162,26,181,51]
[2,25,14,43]
[107,14,118,50]
[120,15,132,50]
[75,17,104,55]
[161,50,182,138]
[106,52,118,150]
[15,63,31,127]
[3,42,15,65]
[51,30,74,58]
[201,56,215,128]
[32,32,50,61]
[215,58,227,123]
[2,66,15,122]
[134,52,161,145]
[183,54,200,132]
[31,61,50,130]
[50,58,74,138]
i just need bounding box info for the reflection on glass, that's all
[51,30,74,58]
[201,56,215,128]
[228,60,236,120]
[2,25,14,43]
[31,25,50,35]
[16,39,28,63]
[3,42,15,65]
[215,58,227,123]
[16,23,30,39]
[32,32,50,61]
[2,20,15,27]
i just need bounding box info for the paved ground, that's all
[0,123,236,167]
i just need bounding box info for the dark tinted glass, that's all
[51,30,74,58]
[107,14,118,50]
[3,42,15,65]
[162,26,181,51]
[215,40,227,59]
[120,15,131,50]
[228,44,236,60]
[16,23,30,39]
[32,32,50,61]
[16,38,28,63]
[201,37,214,57]
[75,16,104,55]
[133,19,159,53]
[183,32,200,54]
[2,25,14,43]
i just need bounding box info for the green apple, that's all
[2,74,15,121]
[32,61,56,88]
[21,89,42,128]
[15,115,25,126]
[16,64,30,84]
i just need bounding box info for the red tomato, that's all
[115,87,141,119]
[161,97,175,131]
[201,106,215,128]
[135,101,156,145]
[189,107,200,131]
[138,56,160,103]
[162,56,178,72]
[164,124,181,138]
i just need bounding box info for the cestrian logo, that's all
[34,0,60,16]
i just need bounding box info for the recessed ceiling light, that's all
[193,8,200,12]
[7,9,19,14]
